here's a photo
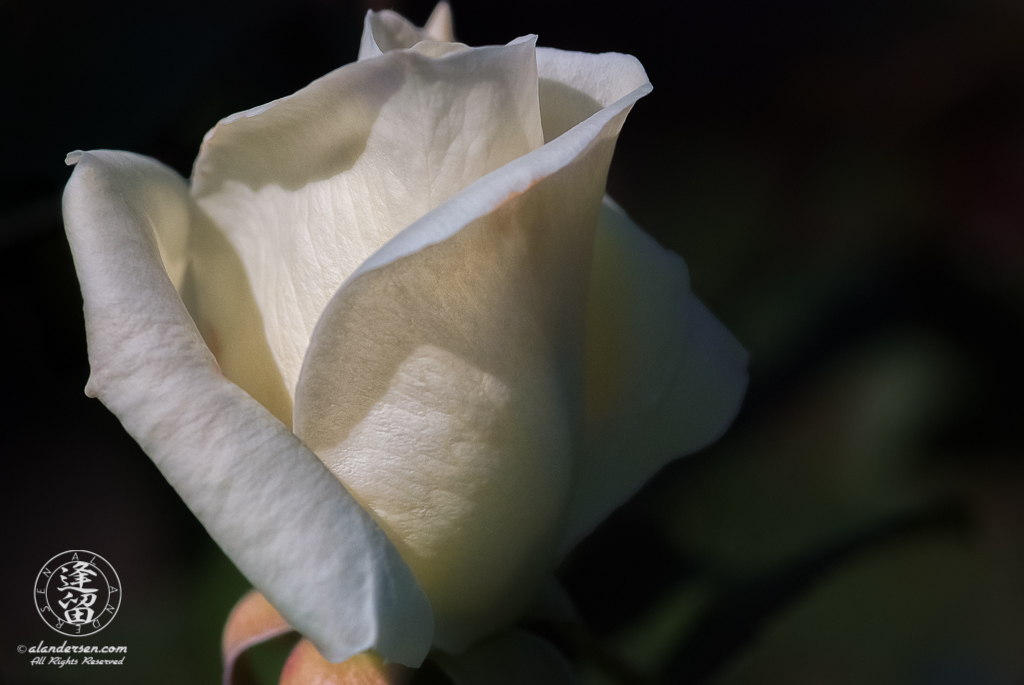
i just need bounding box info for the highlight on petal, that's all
[293,62,651,652]
[222,590,294,685]
[279,641,411,685]
[432,629,577,685]
[193,35,544,397]
[63,150,433,666]
[536,48,650,143]
[562,198,750,550]
[358,3,455,61]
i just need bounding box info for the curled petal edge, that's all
[336,67,650,286]
[294,49,650,652]
[62,150,433,667]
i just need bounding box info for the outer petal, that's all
[293,63,651,651]
[433,629,577,685]
[536,48,649,143]
[64,154,291,425]
[358,3,455,61]
[192,36,544,398]
[562,198,749,550]
[179,209,294,427]
[62,150,433,666]
[63,148,189,289]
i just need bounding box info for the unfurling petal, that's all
[279,641,410,685]
[564,198,749,550]
[63,150,433,666]
[423,2,455,43]
[222,590,293,685]
[192,34,544,397]
[358,3,455,61]
[432,629,577,685]
[67,150,288,423]
[293,58,651,651]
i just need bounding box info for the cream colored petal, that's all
[535,48,651,143]
[358,10,423,60]
[192,37,544,398]
[358,3,455,61]
[279,641,410,685]
[178,209,294,426]
[423,2,454,43]
[293,73,651,652]
[562,198,749,551]
[69,150,291,426]
[63,150,433,667]
[433,629,577,685]
[66,148,188,289]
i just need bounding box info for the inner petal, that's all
[358,3,455,60]
[191,37,543,396]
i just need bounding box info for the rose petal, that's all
[562,198,749,550]
[293,67,651,651]
[279,641,411,685]
[65,149,189,289]
[179,210,294,426]
[423,2,455,43]
[193,36,544,398]
[67,150,292,427]
[433,629,577,685]
[63,150,433,666]
[535,48,651,143]
[222,590,294,685]
[358,3,455,61]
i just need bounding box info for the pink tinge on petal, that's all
[64,149,433,667]
[279,640,411,685]
[223,590,294,685]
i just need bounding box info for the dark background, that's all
[3,0,1024,683]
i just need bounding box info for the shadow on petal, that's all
[181,209,293,426]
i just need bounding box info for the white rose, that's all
[61,2,748,671]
